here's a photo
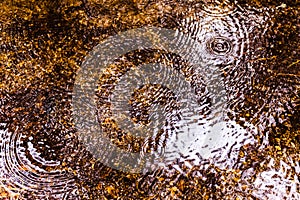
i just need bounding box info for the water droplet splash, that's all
[207,37,232,55]
[180,7,250,66]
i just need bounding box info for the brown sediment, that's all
[0,0,299,199]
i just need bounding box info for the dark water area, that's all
[0,0,299,199]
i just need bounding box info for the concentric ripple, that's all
[200,0,237,16]
[0,123,76,199]
[207,36,232,55]
[179,6,251,67]
[1,0,299,199]
[91,45,259,172]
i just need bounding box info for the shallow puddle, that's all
[0,0,299,199]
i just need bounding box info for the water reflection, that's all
[0,0,299,199]
[0,123,77,199]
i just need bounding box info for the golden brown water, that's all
[0,0,299,199]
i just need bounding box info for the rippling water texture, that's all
[0,0,299,199]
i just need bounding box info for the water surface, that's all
[0,0,299,199]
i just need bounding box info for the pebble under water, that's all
[0,0,299,199]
